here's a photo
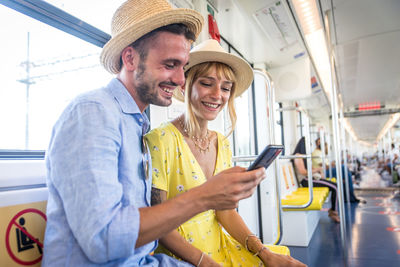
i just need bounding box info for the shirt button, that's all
[139,118,143,122]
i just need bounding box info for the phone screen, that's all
[247,145,284,171]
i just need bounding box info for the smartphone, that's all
[247,145,284,171]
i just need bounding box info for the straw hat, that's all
[100,0,204,74]
[174,39,254,102]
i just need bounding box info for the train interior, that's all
[1,0,400,266]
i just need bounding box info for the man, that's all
[42,0,266,266]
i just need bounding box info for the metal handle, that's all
[253,69,283,245]
[281,113,314,210]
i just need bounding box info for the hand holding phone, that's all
[247,145,284,171]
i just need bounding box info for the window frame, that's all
[0,0,110,159]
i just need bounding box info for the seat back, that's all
[0,160,47,267]
[280,160,300,197]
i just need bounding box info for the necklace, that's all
[178,117,211,153]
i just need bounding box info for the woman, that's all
[145,39,305,267]
[292,137,340,223]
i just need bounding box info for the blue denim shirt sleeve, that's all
[47,99,139,262]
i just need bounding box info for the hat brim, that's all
[174,50,254,102]
[100,8,203,74]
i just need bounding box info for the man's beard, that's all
[135,61,174,107]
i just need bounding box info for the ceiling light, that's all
[292,0,332,101]
[377,113,400,141]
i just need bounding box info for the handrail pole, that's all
[340,110,351,203]
[327,133,333,179]
[329,48,347,249]
[320,129,326,179]
[281,111,314,210]
[388,130,394,177]
[256,69,284,245]
[305,113,314,207]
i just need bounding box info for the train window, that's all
[274,102,283,145]
[46,0,125,33]
[0,4,112,150]
[233,87,255,161]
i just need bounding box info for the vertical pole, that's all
[327,132,333,179]
[265,71,283,244]
[383,134,387,162]
[348,131,354,179]
[303,113,313,188]
[329,58,347,253]
[341,110,351,203]
[25,32,30,149]
[388,130,394,181]
[320,128,326,178]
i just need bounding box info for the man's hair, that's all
[120,23,195,67]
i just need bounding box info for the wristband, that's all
[245,234,258,251]
[197,252,205,267]
[254,246,267,257]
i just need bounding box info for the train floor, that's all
[288,188,400,267]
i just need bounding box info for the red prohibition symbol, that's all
[5,208,47,265]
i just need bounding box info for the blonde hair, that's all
[183,62,237,137]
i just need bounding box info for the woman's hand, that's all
[259,249,307,267]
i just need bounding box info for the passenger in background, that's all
[293,137,340,223]
[312,138,365,203]
[146,39,306,267]
[42,1,267,266]
[311,137,329,177]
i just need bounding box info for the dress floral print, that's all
[145,122,267,266]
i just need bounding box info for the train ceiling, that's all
[217,0,400,142]
[330,0,400,142]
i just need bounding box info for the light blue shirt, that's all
[43,78,192,266]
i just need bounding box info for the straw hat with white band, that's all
[174,39,254,102]
[100,0,204,74]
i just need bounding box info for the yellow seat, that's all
[282,187,329,211]
[295,187,329,198]
[266,245,290,255]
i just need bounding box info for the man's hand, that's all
[196,166,266,210]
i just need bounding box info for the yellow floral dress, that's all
[145,122,264,267]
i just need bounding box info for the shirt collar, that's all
[107,78,142,115]
[107,78,150,129]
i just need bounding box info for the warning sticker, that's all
[0,201,47,266]
[386,227,400,232]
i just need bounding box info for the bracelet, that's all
[245,234,258,251]
[196,252,205,267]
[253,246,267,257]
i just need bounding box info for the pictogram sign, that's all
[5,208,46,265]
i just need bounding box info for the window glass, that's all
[0,5,112,150]
[46,0,192,34]
[46,0,126,33]
[233,89,254,168]
[274,102,283,145]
